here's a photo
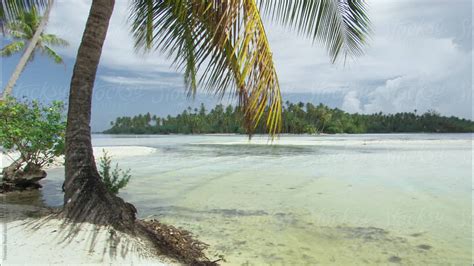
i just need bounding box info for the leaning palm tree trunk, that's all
[1,0,52,99]
[62,0,136,229]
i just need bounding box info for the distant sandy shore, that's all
[1,217,172,265]
[91,146,157,163]
[1,146,157,170]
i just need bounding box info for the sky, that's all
[1,0,472,131]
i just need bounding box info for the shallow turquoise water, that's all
[43,134,472,265]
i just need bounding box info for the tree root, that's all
[62,169,221,264]
[61,172,137,232]
[137,219,222,265]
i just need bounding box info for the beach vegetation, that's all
[98,150,131,195]
[0,97,65,191]
[105,102,474,134]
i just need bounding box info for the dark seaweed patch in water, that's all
[209,208,268,217]
[417,244,432,250]
[337,226,389,242]
[187,144,317,157]
[388,256,402,263]
[273,212,298,226]
[410,232,425,237]
[233,240,247,246]
[148,206,269,218]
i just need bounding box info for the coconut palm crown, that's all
[1,6,68,64]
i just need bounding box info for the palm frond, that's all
[5,19,32,38]
[0,41,25,57]
[130,0,209,96]
[5,29,27,39]
[234,0,282,135]
[40,44,63,63]
[129,0,282,135]
[259,0,371,62]
[41,33,69,46]
[4,6,38,38]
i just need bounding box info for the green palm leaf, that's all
[40,44,63,63]
[41,34,69,47]
[259,0,371,62]
[0,41,25,57]
[130,0,200,95]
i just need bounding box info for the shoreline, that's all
[96,132,474,136]
[1,146,157,171]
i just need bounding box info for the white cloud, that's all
[342,91,362,113]
[342,35,473,118]
[48,0,177,76]
[45,0,472,118]
[99,73,182,89]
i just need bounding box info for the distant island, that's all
[104,102,474,135]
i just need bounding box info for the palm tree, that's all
[63,0,370,230]
[63,0,137,229]
[1,1,67,99]
[1,0,56,99]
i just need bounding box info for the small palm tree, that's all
[1,7,68,62]
[1,3,67,98]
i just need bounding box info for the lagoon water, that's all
[43,134,472,265]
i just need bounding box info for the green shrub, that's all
[0,97,65,172]
[98,149,131,194]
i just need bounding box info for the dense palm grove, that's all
[105,102,474,134]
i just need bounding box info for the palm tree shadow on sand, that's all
[10,209,223,265]
[19,215,152,262]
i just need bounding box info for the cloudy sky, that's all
[1,0,472,131]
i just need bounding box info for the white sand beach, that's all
[1,217,173,265]
[1,146,166,265]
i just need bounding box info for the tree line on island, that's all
[105,101,474,135]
